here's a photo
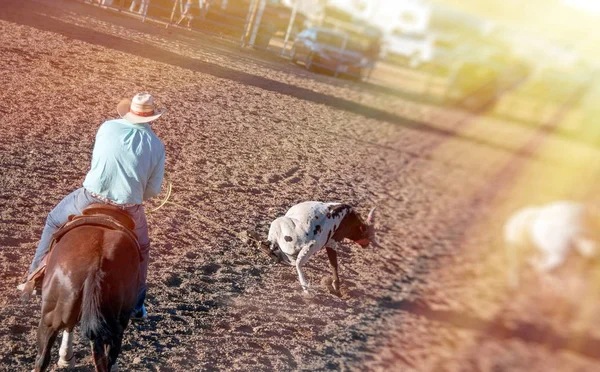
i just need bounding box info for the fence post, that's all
[248,0,266,48]
[422,64,434,96]
[168,0,181,27]
[334,33,348,78]
[241,0,258,47]
[281,0,300,57]
[142,0,149,22]
[198,0,205,20]
[444,60,462,105]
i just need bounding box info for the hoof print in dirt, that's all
[281,271,298,281]
[165,273,183,288]
[200,263,221,275]
[289,294,307,304]
[236,230,254,245]
[185,251,198,259]
[237,230,262,245]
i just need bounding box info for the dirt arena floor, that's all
[1,0,600,371]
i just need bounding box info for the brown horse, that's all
[33,204,140,372]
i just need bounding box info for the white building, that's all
[280,0,431,35]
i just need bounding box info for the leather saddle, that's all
[21,203,140,297]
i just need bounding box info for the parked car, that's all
[291,27,368,80]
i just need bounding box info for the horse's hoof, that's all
[332,281,340,292]
[57,355,75,369]
[302,287,313,296]
[328,283,342,297]
[110,361,119,372]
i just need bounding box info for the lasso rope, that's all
[148,180,172,213]
[147,180,263,245]
[146,168,382,248]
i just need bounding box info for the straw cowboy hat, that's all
[117,93,165,124]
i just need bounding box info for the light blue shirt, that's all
[83,119,165,205]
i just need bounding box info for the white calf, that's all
[266,201,378,292]
[504,201,598,286]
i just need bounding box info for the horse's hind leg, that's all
[57,329,75,368]
[91,338,109,372]
[34,322,59,372]
[106,332,124,372]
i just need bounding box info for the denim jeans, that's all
[29,187,150,312]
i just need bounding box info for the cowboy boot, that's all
[17,269,44,300]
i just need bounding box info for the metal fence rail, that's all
[77,0,586,120]
[80,0,254,42]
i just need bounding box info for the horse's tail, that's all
[80,266,109,341]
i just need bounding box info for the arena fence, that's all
[78,0,588,118]
[80,0,254,43]
[490,67,590,127]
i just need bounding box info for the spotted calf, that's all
[265,201,379,293]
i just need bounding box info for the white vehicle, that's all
[384,31,434,68]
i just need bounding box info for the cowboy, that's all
[20,93,166,320]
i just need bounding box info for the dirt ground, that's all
[1,1,600,371]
